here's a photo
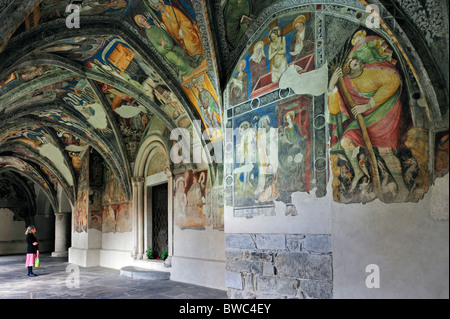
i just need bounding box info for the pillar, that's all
[51,212,70,257]
[164,167,173,267]
[132,176,145,259]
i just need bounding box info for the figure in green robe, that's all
[134,14,202,80]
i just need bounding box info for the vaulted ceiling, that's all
[0,0,448,210]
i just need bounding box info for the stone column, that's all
[164,167,173,267]
[132,178,138,258]
[51,212,71,257]
[132,176,145,259]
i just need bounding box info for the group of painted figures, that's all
[229,14,315,106]
[233,15,428,205]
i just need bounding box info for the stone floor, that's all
[0,254,228,299]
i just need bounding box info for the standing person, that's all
[25,226,39,277]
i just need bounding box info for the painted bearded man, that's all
[328,56,409,202]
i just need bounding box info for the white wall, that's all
[0,191,55,255]
[171,226,226,290]
[100,232,135,269]
[0,208,26,255]
[331,187,449,298]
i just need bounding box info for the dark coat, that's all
[26,233,39,254]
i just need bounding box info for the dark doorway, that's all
[151,183,168,259]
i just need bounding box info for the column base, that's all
[51,251,68,257]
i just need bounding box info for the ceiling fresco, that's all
[0,0,447,212]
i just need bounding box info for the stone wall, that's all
[225,233,332,299]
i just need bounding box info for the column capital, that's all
[131,176,145,186]
[164,166,172,178]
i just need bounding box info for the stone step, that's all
[120,266,170,280]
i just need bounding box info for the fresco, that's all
[227,13,315,107]
[232,96,311,207]
[182,72,222,138]
[227,13,316,208]
[40,0,132,22]
[209,187,224,230]
[0,156,51,194]
[61,78,114,136]
[222,0,276,50]
[0,64,62,94]
[127,0,222,135]
[129,0,205,81]
[54,128,89,176]
[327,28,430,204]
[38,34,193,131]
[74,150,89,233]
[225,8,434,208]
[434,131,449,178]
[3,81,70,115]
[174,169,208,230]
[0,125,74,187]
[102,166,132,233]
[89,150,103,231]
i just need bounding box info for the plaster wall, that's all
[99,231,135,269]
[331,186,449,298]
[69,229,102,267]
[0,208,26,255]
[171,226,226,290]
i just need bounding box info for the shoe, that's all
[28,273,38,277]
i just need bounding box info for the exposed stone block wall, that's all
[225,233,333,299]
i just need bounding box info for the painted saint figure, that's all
[185,173,206,226]
[249,41,268,90]
[193,78,221,128]
[268,27,288,83]
[229,60,250,105]
[147,0,205,57]
[348,30,394,66]
[328,56,410,202]
[278,111,307,192]
[289,14,315,62]
[254,115,279,203]
[223,0,252,49]
[134,14,202,80]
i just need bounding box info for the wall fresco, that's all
[174,169,208,230]
[102,166,132,233]
[435,131,449,178]
[225,8,433,209]
[227,12,316,209]
[227,12,315,107]
[74,150,89,233]
[327,27,430,204]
